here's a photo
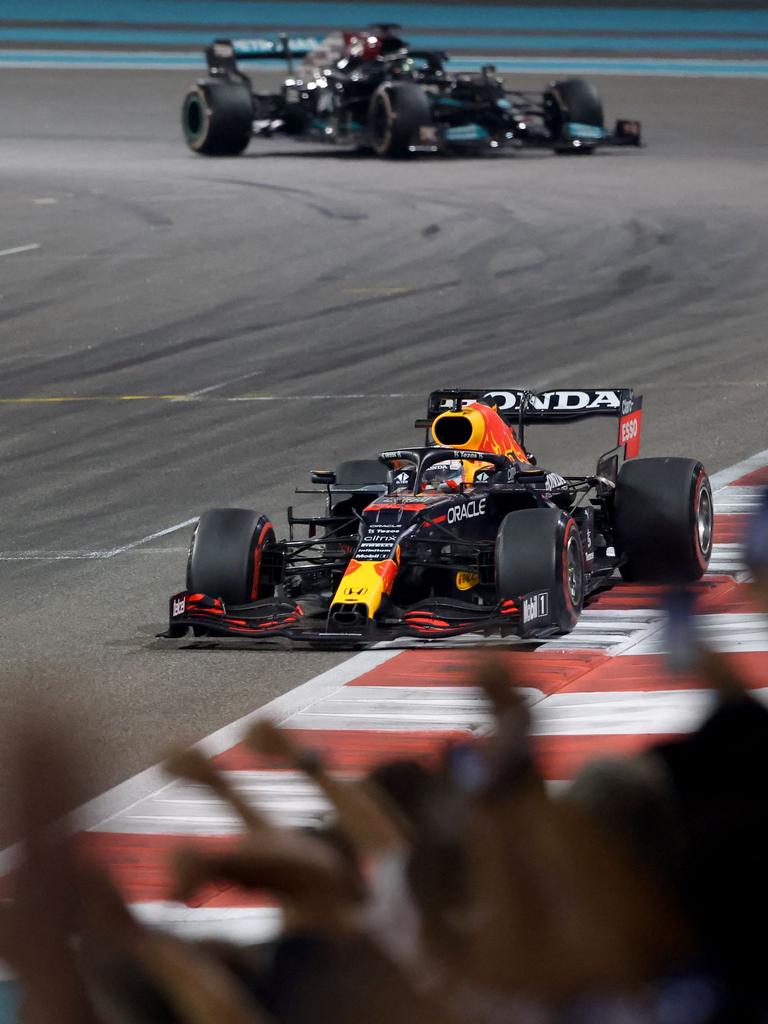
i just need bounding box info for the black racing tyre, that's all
[545,78,604,154]
[334,460,390,488]
[181,80,253,156]
[368,83,432,158]
[495,508,584,633]
[186,508,276,604]
[614,458,713,583]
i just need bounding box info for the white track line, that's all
[102,517,198,557]
[133,904,283,943]
[710,446,768,490]
[76,648,401,836]
[0,243,40,258]
[0,520,199,562]
[0,547,187,561]
[0,646,400,876]
[175,370,264,400]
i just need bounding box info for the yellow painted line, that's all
[0,395,185,403]
[0,392,417,405]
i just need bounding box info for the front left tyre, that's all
[182,80,253,156]
[186,508,276,604]
[495,507,585,633]
[544,78,605,154]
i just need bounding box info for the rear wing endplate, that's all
[422,388,643,458]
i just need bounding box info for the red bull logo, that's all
[330,557,399,618]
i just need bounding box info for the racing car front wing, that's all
[163,589,559,644]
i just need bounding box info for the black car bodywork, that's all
[181,32,643,157]
[164,388,714,646]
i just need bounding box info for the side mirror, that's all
[311,469,336,485]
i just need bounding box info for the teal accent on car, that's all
[444,123,489,141]
[565,122,605,139]
[309,118,336,138]
[233,36,323,56]
[182,92,204,140]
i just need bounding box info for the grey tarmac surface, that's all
[0,69,767,833]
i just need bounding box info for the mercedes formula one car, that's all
[164,388,713,645]
[181,26,642,158]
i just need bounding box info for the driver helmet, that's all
[422,460,496,491]
[347,32,383,60]
[422,460,465,492]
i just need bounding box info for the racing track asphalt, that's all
[0,68,767,841]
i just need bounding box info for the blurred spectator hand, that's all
[246,720,301,761]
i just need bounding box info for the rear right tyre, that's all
[614,458,713,582]
[181,80,253,156]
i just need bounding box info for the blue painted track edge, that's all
[3,50,768,76]
[3,4,768,33]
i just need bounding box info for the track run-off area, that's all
[0,61,767,945]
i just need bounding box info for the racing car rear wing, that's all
[205,36,323,76]
[421,388,643,458]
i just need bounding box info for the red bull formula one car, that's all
[181,26,642,158]
[164,388,713,646]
